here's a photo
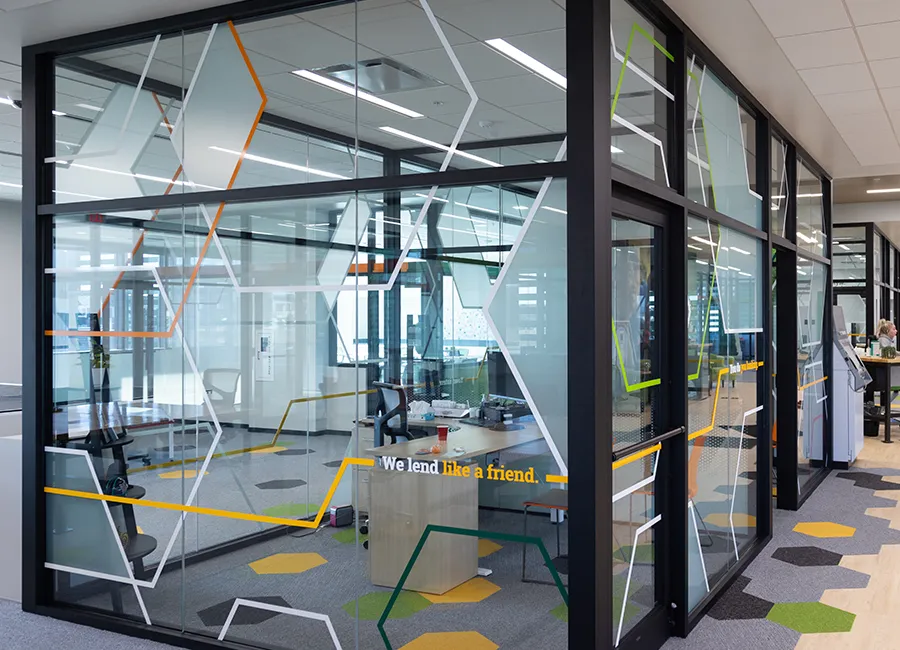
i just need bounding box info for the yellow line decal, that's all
[48,457,374,529]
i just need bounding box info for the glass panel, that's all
[837,294,867,340]
[47,2,570,646]
[610,0,673,187]
[770,136,788,237]
[796,160,825,255]
[687,56,762,228]
[611,216,659,644]
[833,241,866,282]
[797,258,827,490]
[686,216,762,611]
[875,232,883,286]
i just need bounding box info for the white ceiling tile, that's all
[748,0,850,37]
[391,42,534,85]
[858,21,900,61]
[777,29,864,70]
[504,100,566,132]
[870,57,900,88]
[882,88,900,111]
[431,0,566,40]
[845,0,900,26]
[472,73,566,109]
[799,63,874,95]
[817,89,882,117]
[830,108,892,134]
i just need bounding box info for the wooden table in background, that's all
[859,356,900,443]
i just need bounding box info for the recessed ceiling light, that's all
[76,103,104,112]
[485,38,567,90]
[867,188,900,194]
[292,69,423,118]
[209,146,350,180]
[379,126,502,167]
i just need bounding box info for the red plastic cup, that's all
[437,425,449,444]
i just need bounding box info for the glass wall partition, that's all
[686,216,763,611]
[37,2,572,649]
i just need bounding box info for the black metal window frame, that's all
[20,0,832,648]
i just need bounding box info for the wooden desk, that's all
[860,356,900,443]
[362,416,544,594]
[361,416,543,461]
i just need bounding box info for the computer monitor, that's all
[487,350,525,401]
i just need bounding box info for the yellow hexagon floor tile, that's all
[158,469,209,480]
[704,513,757,528]
[478,539,502,558]
[420,578,500,604]
[794,522,856,538]
[249,552,327,575]
[400,631,498,650]
[249,445,288,455]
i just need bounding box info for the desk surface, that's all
[363,417,543,461]
[860,355,900,365]
[59,401,177,438]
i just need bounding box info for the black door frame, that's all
[611,194,688,650]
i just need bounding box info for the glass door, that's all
[611,206,682,650]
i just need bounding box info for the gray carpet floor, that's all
[0,598,177,650]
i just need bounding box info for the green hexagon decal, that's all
[767,602,855,634]
[343,591,430,621]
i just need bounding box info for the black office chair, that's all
[372,382,429,447]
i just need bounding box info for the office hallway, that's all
[664,438,900,650]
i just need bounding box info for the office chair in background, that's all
[372,382,429,447]
[203,368,241,415]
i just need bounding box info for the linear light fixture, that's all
[0,181,22,189]
[691,235,716,247]
[730,246,751,255]
[839,244,850,251]
[687,244,702,251]
[209,146,350,180]
[415,193,448,203]
[695,260,708,266]
[55,161,222,191]
[76,103,104,112]
[798,192,823,198]
[542,206,567,215]
[0,97,15,107]
[52,110,66,117]
[611,145,624,154]
[292,69,423,118]
[379,126,503,168]
[485,38,567,90]
[738,272,751,277]
[796,232,818,245]
[867,188,900,194]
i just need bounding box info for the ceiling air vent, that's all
[313,58,443,95]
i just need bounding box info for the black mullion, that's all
[776,245,800,510]
[822,178,835,476]
[867,223,875,338]
[37,162,567,217]
[567,0,610,645]
[757,113,773,537]
[21,45,55,613]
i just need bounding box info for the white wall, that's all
[0,200,21,384]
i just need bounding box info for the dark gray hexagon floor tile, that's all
[772,546,842,567]
[836,471,900,491]
[197,596,290,627]
[707,576,774,621]
[255,479,307,490]
[275,448,314,457]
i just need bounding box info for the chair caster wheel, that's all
[363,540,369,550]
[359,525,368,535]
